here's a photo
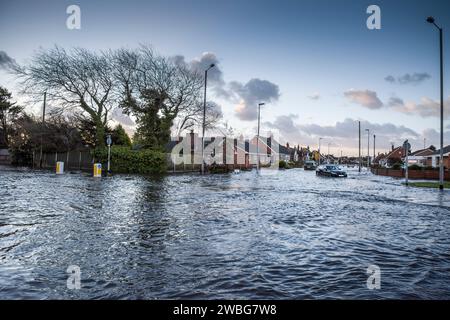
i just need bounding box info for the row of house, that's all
[373,144,450,168]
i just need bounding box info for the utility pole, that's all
[319,137,323,165]
[404,140,410,186]
[426,16,444,190]
[365,129,370,170]
[256,102,265,173]
[201,64,215,175]
[373,134,376,161]
[358,121,361,172]
[39,92,47,169]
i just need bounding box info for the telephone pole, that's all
[358,121,361,172]
[39,92,47,169]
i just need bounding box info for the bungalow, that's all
[373,153,386,166]
[382,146,405,168]
[408,146,435,167]
[426,145,450,168]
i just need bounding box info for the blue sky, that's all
[1,0,450,155]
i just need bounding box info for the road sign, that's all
[403,140,411,152]
[106,135,112,146]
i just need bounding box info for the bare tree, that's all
[114,46,204,149]
[174,100,223,136]
[13,46,115,147]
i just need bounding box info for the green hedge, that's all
[279,160,288,169]
[93,146,166,174]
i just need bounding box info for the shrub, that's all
[391,162,403,170]
[93,146,166,174]
[279,160,288,169]
[408,164,422,170]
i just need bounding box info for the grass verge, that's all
[405,181,450,189]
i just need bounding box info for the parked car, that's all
[316,164,347,177]
[304,160,317,170]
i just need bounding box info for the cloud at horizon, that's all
[265,116,440,154]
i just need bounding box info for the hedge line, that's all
[93,146,166,174]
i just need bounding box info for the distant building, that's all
[373,153,386,166]
[408,146,435,167]
[426,145,450,168]
[382,146,405,168]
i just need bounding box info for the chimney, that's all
[286,142,290,149]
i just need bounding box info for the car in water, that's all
[316,164,347,177]
[304,160,317,170]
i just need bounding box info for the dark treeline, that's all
[1,85,131,164]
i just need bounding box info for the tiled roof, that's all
[410,148,435,156]
[385,146,404,159]
[432,145,450,155]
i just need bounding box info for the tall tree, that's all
[0,86,23,147]
[111,124,131,146]
[114,47,203,150]
[13,46,115,148]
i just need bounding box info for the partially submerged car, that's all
[304,160,317,170]
[316,164,347,177]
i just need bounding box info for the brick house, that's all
[408,146,435,167]
[426,145,450,168]
[382,146,405,168]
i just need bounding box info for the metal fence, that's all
[32,149,94,171]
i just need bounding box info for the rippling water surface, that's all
[1,165,450,299]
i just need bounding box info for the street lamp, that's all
[373,134,376,160]
[256,102,265,172]
[427,16,444,189]
[201,63,215,175]
[328,142,331,163]
[318,137,323,165]
[365,129,370,170]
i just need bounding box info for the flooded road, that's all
[1,165,450,299]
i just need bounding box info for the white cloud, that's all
[344,89,383,109]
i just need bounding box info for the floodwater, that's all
[1,165,450,299]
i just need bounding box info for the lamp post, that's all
[328,142,331,164]
[318,137,323,165]
[39,91,47,169]
[365,129,370,170]
[373,134,376,160]
[201,63,215,175]
[427,16,444,190]
[256,102,265,172]
[358,121,361,172]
